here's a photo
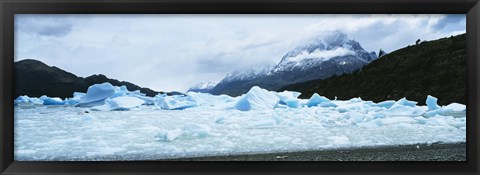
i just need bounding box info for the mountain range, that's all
[209,31,378,96]
[14,59,163,98]
[281,34,466,105]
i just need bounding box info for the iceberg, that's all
[394,98,417,107]
[275,90,301,101]
[423,109,444,118]
[76,83,115,107]
[275,91,301,108]
[381,105,425,117]
[306,93,331,107]
[39,95,64,105]
[14,91,467,161]
[424,103,466,118]
[426,95,441,111]
[443,103,466,112]
[132,95,155,105]
[283,98,300,108]
[108,96,145,111]
[156,95,198,110]
[15,96,43,105]
[14,95,31,105]
[186,92,234,107]
[235,86,280,111]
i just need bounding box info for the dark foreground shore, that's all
[166,142,466,161]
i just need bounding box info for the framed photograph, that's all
[1,0,479,174]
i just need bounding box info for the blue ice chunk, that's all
[275,91,301,108]
[235,97,251,111]
[64,92,86,106]
[235,86,280,111]
[155,93,168,98]
[275,91,301,101]
[306,93,331,107]
[133,95,155,105]
[396,98,417,107]
[76,83,115,107]
[363,101,375,106]
[40,95,65,105]
[64,99,79,106]
[215,116,225,124]
[274,104,288,109]
[111,91,127,98]
[382,105,425,117]
[156,95,198,110]
[14,95,30,105]
[426,95,441,111]
[442,103,466,112]
[423,108,445,118]
[119,85,128,92]
[128,90,146,96]
[284,98,300,108]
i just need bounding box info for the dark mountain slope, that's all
[14,59,161,98]
[14,59,90,99]
[281,34,466,106]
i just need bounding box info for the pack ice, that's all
[14,84,466,160]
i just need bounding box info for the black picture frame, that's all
[1,0,479,174]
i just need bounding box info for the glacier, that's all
[14,83,466,161]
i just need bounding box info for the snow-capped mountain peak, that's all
[222,64,274,83]
[210,31,377,96]
[275,30,377,72]
[188,81,218,93]
[192,81,217,89]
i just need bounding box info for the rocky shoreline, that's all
[165,142,466,161]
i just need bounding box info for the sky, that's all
[14,14,466,92]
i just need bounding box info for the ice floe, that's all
[13,84,466,160]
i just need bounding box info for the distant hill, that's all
[14,59,163,98]
[281,34,466,106]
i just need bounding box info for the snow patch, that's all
[283,47,355,63]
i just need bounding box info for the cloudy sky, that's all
[15,14,465,92]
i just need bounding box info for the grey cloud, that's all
[196,57,240,73]
[431,15,464,31]
[16,16,73,37]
